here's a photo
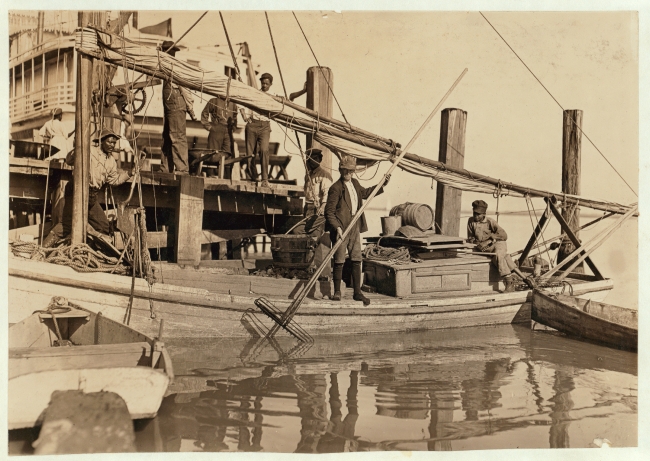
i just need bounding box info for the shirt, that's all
[89,144,131,190]
[344,180,359,217]
[466,216,508,243]
[39,119,69,141]
[201,96,238,130]
[247,92,278,122]
[304,165,333,209]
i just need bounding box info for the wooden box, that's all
[363,254,500,298]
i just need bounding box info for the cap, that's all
[159,40,180,53]
[52,108,63,116]
[307,148,323,160]
[339,156,356,171]
[259,72,274,83]
[97,128,120,141]
[472,200,488,213]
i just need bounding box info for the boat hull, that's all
[531,290,637,351]
[9,255,614,339]
[8,367,170,430]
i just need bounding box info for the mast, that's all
[71,12,97,243]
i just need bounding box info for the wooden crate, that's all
[363,255,500,298]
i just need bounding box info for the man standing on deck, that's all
[295,149,332,237]
[325,156,389,305]
[467,200,535,292]
[159,40,196,175]
[42,129,135,247]
[243,72,274,188]
[38,107,74,159]
[196,94,238,176]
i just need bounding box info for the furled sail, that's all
[75,27,635,216]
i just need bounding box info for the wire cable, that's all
[479,12,637,198]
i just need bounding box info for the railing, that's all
[9,82,75,123]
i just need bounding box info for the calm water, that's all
[128,325,637,453]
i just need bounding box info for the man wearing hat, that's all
[325,156,390,305]
[38,107,74,159]
[159,40,196,175]
[243,72,274,188]
[197,93,238,176]
[299,149,332,236]
[43,128,135,247]
[467,199,535,292]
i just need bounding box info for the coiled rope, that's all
[10,241,131,275]
[363,241,412,265]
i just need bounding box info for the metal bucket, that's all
[381,215,402,236]
[270,234,317,268]
[389,202,434,231]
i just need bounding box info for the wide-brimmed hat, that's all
[96,128,120,141]
[472,199,488,213]
[159,40,180,53]
[339,156,356,171]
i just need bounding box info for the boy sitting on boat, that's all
[467,200,535,292]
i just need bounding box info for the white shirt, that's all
[39,119,69,141]
[344,180,359,216]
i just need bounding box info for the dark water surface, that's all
[133,325,637,453]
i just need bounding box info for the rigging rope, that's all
[479,12,637,198]
[78,28,636,217]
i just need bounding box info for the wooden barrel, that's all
[389,203,434,231]
[270,235,317,268]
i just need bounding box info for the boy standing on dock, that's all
[243,73,274,188]
[159,41,196,175]
[467,200,535,292]
[325,156,389,305]
[198,94,238,176]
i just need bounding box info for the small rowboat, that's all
[8,297,174,430]
[531,289,637,351]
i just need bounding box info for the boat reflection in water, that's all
[133,325,637,453]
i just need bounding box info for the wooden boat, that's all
[9,251,614,339]
[8,296,174,430]
[531,289,637,351]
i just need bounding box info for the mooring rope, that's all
[11,240,131,275]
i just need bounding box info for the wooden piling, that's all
[558,109,583,272]
[434,109,467,236]
[71,12,95,243]
[174,175,204,267]
[306,66,334,173]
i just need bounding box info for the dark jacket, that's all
[325,177,383,239]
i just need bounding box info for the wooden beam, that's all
[306,66,334,173]
[558,109,583,271]
[546,197,603,280]
[435,108,467,236]
[71,12,95,243]
[174,175,204,266]
[518,204,551,266]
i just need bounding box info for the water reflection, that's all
[134,325,636,453]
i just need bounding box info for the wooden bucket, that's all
[381,215,402,236]
[270,234,317,268]
[389,202,434,231]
